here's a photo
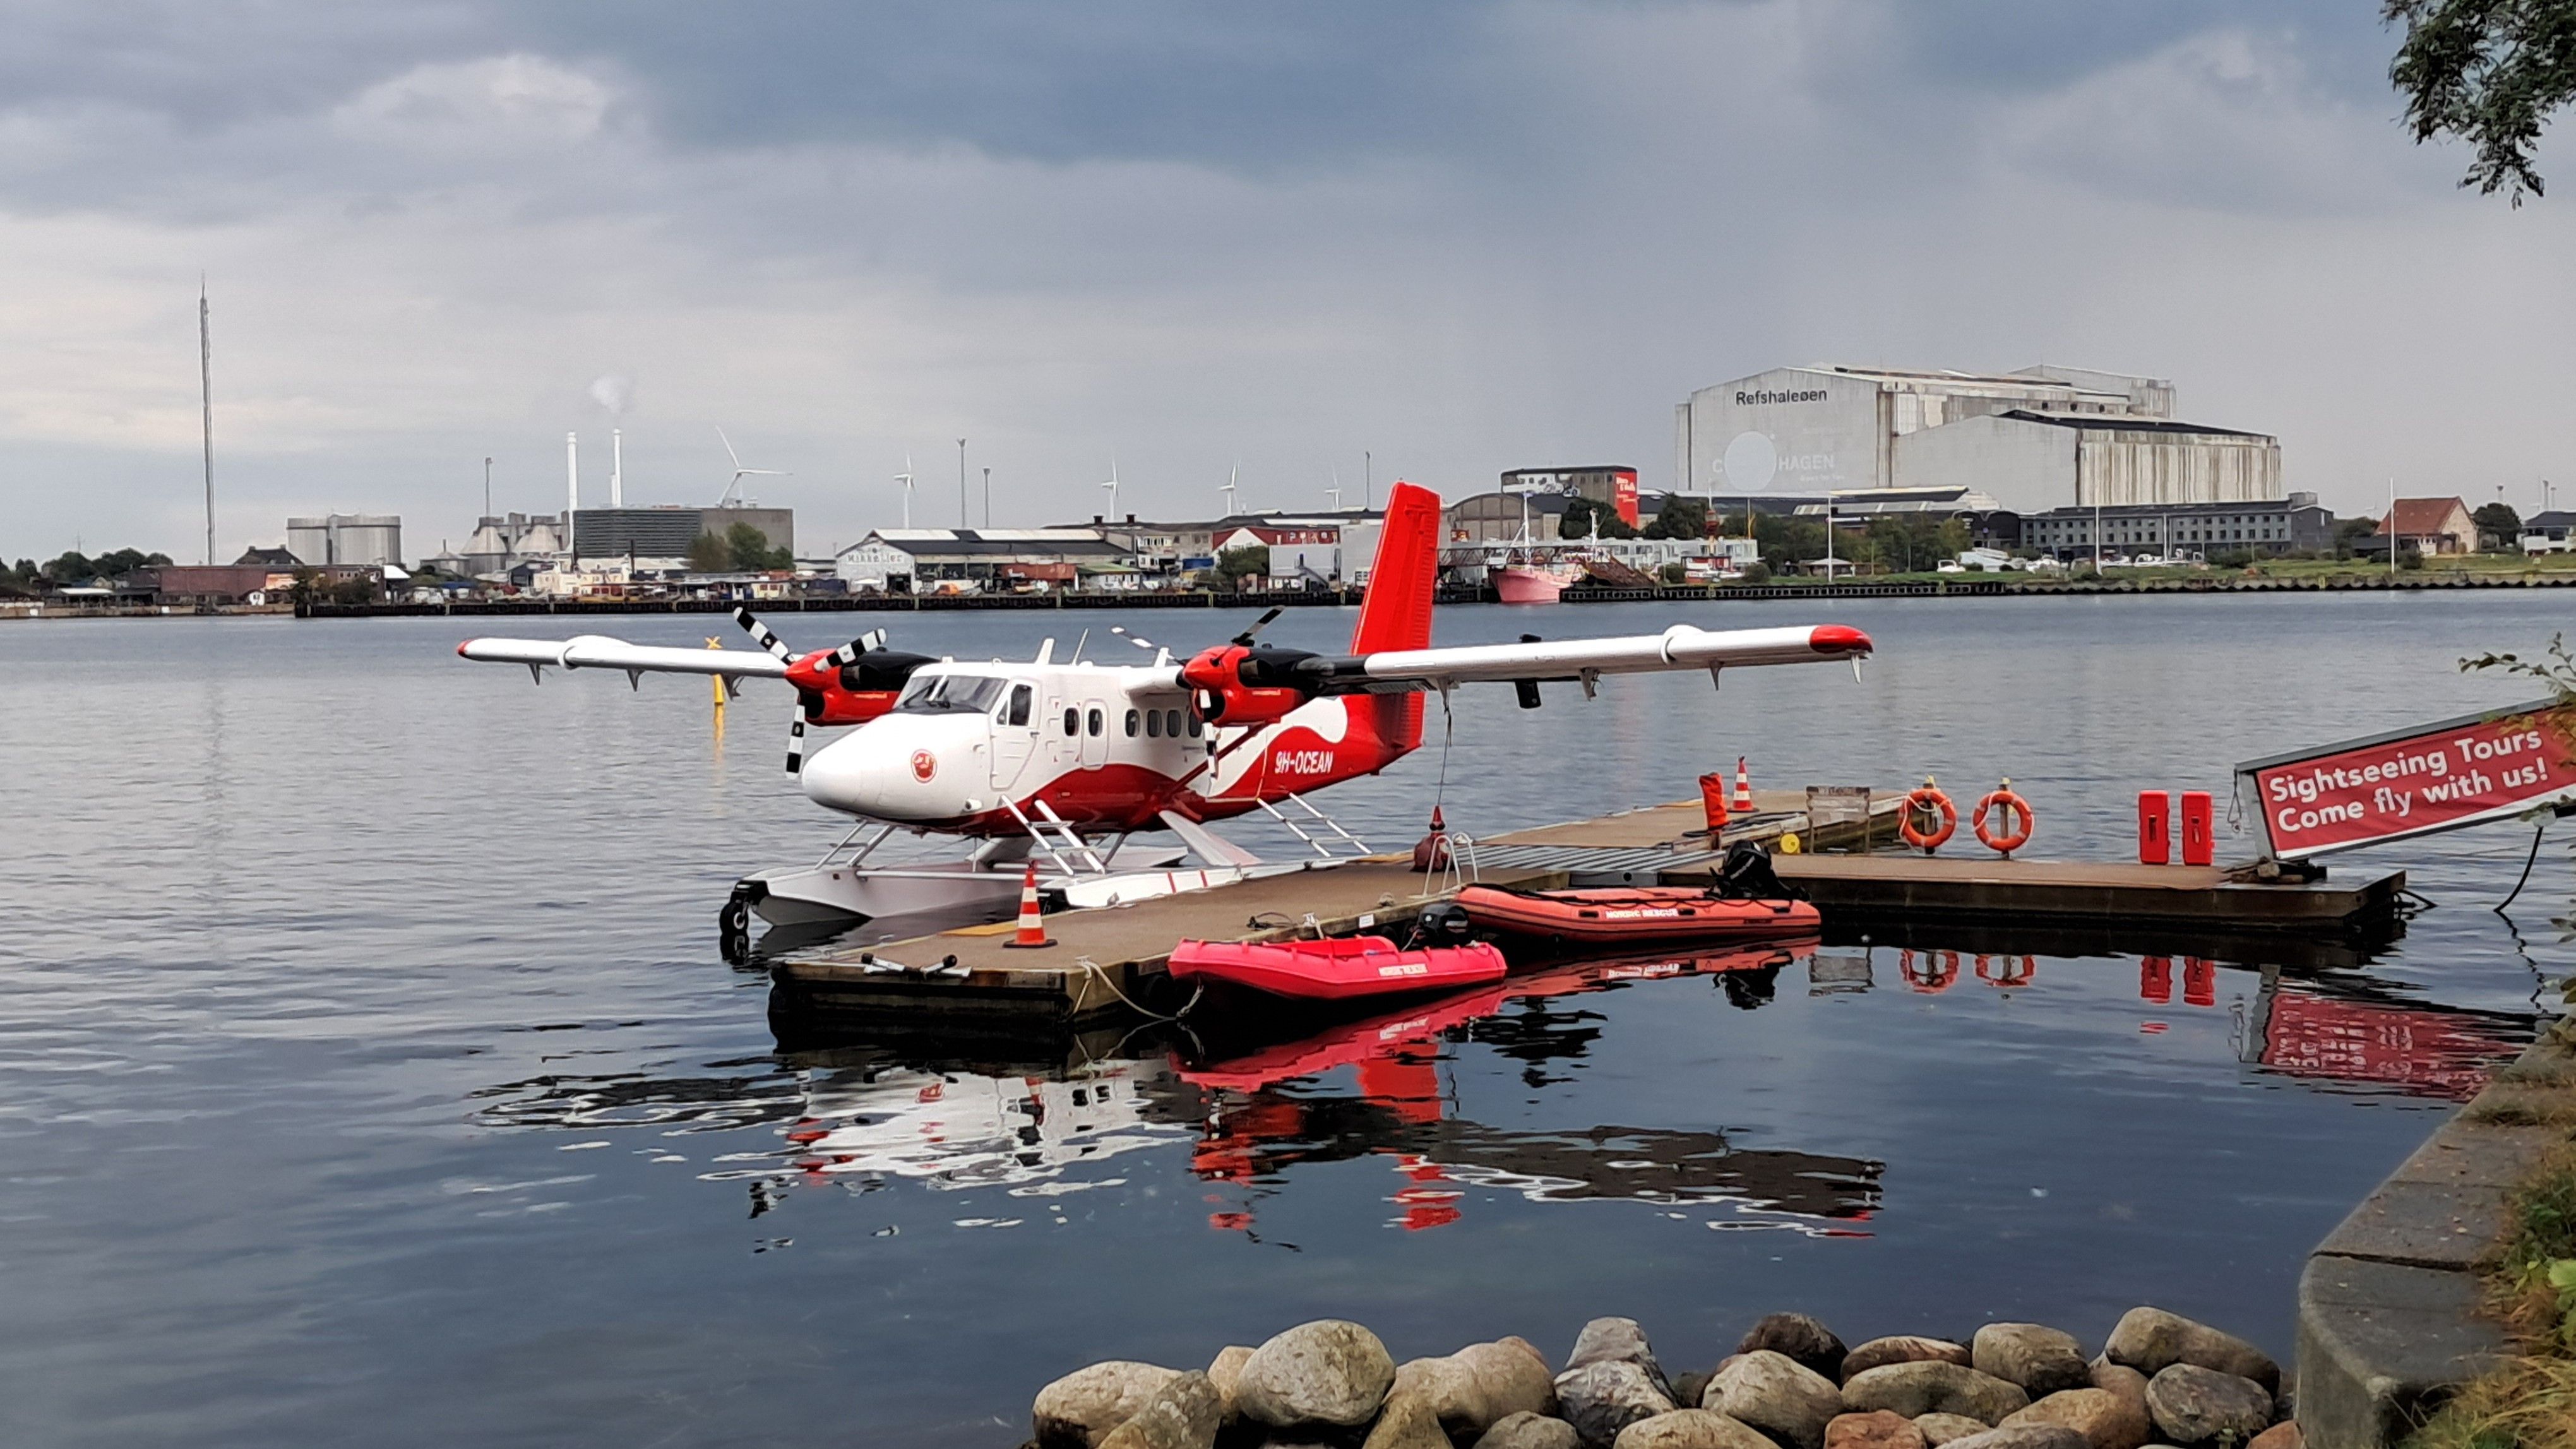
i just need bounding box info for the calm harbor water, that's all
[2,593,2569,1447]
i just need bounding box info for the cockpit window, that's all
[1006,684,1032,727]
[895,673,1008,714]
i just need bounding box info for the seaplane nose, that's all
[797,734,883,816]
[801,717,982,822]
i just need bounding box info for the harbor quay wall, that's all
[2293,1018,2576,1448]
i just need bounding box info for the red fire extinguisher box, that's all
[2137,791,2171,865]
[2180,790,2214,867]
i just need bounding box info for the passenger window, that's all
[1008,684,1032,727]
[1145,710,1160,738]
[1186,713,1203,738]
[1086,708,1103,737]
[1124,708,1140,737]
[1063,708,1078,737]
[1165,709,1182,738]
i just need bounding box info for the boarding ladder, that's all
[1253,791,1373,862]
[1003,798,1109,877]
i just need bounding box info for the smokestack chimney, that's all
[610,427,623,508]
[566,432,579,561]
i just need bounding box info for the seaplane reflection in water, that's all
[729,939,1884,1236]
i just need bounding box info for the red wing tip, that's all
[455,641,470,657]
[1808,625,1873,655]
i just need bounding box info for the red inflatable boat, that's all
[1456,885,1817,946]
[1167,935,1508,1003]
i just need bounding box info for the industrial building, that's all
[286,514,403,568]
[835,529,1135,592]
[450,512,568,580]
[569,505,793,563]
[1674,365,2281,516]
[2020,495,2337,560]
[1094,511,1382,585]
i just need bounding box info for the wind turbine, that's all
[715,427,787,507]
[1221,465,1240,517]
[896,455,915,529]
[1102,460,1120,522]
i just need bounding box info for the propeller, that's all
[733,605,796,663]
[785,702,808,775]
[1229,607,1284,647]
[828,628,889,667]
[1107,625,1156,652]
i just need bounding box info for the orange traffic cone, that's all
[1411,804,1452,872]
[1732,756,1755,813]
[1003,862,1054,948]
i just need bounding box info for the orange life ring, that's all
[1973,786,2034,856]
[1975,953,2036,987]
[1899,785,1957,853]
[1900,948,1959,993]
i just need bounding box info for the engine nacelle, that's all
[1180,643,1315,726]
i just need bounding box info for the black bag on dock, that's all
[1714,842,1801,901]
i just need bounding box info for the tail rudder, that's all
[1349,481,1440,656]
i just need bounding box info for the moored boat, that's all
[1494,562,1583,604]
[1168,935,1508,1002]
[1456,884,1818,946]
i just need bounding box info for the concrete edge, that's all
[2294,1022,2574,1449]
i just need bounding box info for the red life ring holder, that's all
[1975,953,2036,987]
[1973,785,2034,856]
[1900,948,1960,993]
[1899,783,1957,853]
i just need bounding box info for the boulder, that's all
[1825,1410,1928,1449]
[1556,1361,1678,1448]
[1363,1387,1455,1449]
[1616,1409,1779,1449]
[1841,1339,1972,1384]
[1673,1372,1712,1413]
[2141,1365,2270,1445]
[2246,1424,2302,1449]
[1939,1429,2088,1449]
[1738,1315,1849,1383]
[2000,1389,2149,1449]
[1205,1346,1253,1423]
[1971,1327,2090,1398]
[1840,1363,2030,1426]
[1034,1361,1183,1449]
[1914,1416,1992,1448]
[1504,1335,1556,1373]
[1392,1340,1557,1438]
[2101,1311,2281,1396]
[1236,1320,1397,1431]
[1741,1309,1844,1371]
[1702,1351,1844,1449]
[1097,1372,1222,1449]
[1478,1412,1584,1449]
[1571,1317,1677,1398]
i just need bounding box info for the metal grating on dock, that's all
[1461,842,1732,877]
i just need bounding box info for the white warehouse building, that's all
[1674,365,2280,515]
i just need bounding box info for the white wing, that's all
[1351,624,1870,688]
[458,635,792,679]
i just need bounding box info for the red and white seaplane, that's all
[457,482,1872,946]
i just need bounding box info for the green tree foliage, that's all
[1556,497,1638,539]
[1738,560,1772,585]
[1213,544,1270,588]
[723,522,792,571]
[1750,513,1827,570]
[2476,501,2525,541]
[686,532,732,573]
[1643,495,1708,540]
[2334,516,2385,556]
[2387,0,2576,202]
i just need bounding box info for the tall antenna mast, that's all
[200,278,215,566]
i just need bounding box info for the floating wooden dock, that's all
[768,789,2402,1039]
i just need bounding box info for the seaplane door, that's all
[1078,697,1109,770]
[992,682,1038,789]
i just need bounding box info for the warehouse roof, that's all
[1996,410,2272,440]
[844,528,1131,559]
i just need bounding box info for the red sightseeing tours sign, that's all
[2238,698,2576,860]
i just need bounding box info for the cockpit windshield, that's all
[895,673,1008,714]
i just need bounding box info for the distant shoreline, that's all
[9,569,2576,622]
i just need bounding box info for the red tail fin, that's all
[1350,481,1440,655]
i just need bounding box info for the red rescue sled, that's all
[1456,885,1817,946]
[1167,935,1508,1003]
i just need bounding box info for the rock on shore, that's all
[1022,1306,2284,1449]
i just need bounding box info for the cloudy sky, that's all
[3,1,2568,562]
